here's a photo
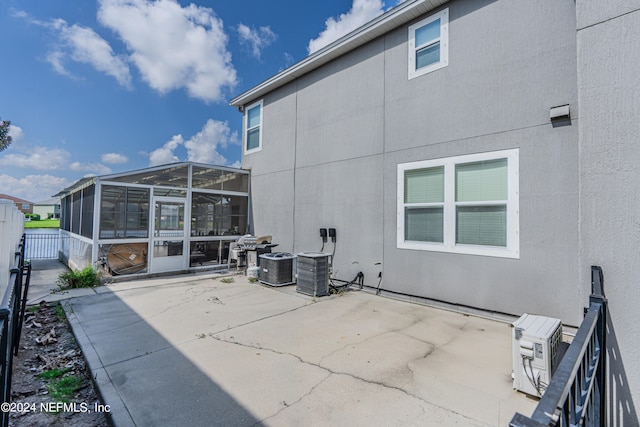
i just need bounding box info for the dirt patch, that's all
[9,301,109,427]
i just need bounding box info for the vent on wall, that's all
[296,252,330,297]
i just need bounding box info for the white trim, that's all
[397,149,520,259]
[408,8,448,79]
[59,228,93,245]
[150,196,188,273]
[244,100,263,155]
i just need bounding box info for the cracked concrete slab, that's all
[63,272,537,426]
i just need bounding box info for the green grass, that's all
[24,219,60,229]
[48,375,83,400]
[54,304,66,320]
[57,266,100,289]
[39,368,71,380]
[38,369,84,407]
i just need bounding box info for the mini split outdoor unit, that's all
[512,313,563,397]
[258,252,296,286]
[296,252,330,297]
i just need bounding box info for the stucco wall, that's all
[577,2,640,424]
[243,0,581,323]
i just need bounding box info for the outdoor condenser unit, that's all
[296,252,330,297]
[259,252,296,286]
[512,313,563,397]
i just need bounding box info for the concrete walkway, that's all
[27,259,101,304]
[28,261,537,426]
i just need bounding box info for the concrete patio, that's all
[42,264,539,427]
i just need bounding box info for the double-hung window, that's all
[244,100,263,154]
[408,8,448,79]
[398,149,519,258]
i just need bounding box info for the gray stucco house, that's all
[231,1,639,424]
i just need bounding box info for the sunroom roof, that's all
[56,162,249,197]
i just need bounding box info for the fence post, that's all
[0,233,27,427]
[591,265,607,427]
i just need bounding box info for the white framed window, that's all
[397,149,519,258]
[408,8,448,79]
[244,100,263,154]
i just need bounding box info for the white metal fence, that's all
[0,200,24,293]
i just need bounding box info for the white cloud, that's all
[0,174,71,202]
[308,0,385,54]
[184,119,237,165]
[101,152,128,164]
[148,134,184,166]
[237,24,276,59]
[282,52,295,70]
[69,161,112,175]
[51,19,133,88]
[98,0,237,102]
[16,11,133,87]
[147,119,237,167]
[0,146,70,170]
[0,127,115,175]
[7,125,24,147]
[46,50,75,78]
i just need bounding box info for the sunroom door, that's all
[150,197,187,273]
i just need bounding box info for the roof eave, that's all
[230,0,446,108]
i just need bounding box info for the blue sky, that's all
[0,0,403,202]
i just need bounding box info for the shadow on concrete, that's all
[606,313,639,427]
[65,290,261,427]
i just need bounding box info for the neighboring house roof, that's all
[230,0,447,108]
[0,193,33,205]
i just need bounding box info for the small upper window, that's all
[244,100,263,154]
[408,9,448,79]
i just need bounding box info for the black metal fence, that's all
[510,266,607,427]
[24,233,59,259]
[0,235,32,427]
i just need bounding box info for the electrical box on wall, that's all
[512,313,563,397]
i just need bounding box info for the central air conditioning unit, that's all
[259,252,296,286]
[512,314,563,397]
[296,252,330,297]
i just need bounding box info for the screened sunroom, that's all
[56,162,250,276]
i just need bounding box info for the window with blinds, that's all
[408,9,448,79]
[455,159,507,247]
[244,100,263,154]
[397,149,519,258]
[404,166,444,242]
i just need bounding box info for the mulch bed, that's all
[9,301,109,427]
